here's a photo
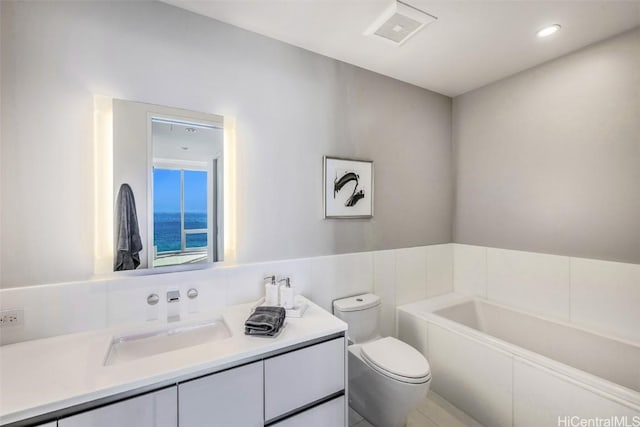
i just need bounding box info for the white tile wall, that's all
[0,281,108,345]
[137,256,314,322]
[453,245,487,297]
[187,268,228,317]
[372,245,454,338]
[0,245,453,345]
[106,275,168,326]
[486,247,571,321]
[513,358,640,426]
[394,245,454,307]
[224,262,280,306]
[309,252,374,313]
[224,258,314,306]
[453,244,640,341]
[426,244,454,298]
[373,250,397,338]
[395,247,429,306]
[106,267,228,326]
[570,257,640,342]
[267,258,315,300]
[3,243,637,348]
[394,246,640,427]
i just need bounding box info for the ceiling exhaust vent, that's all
[364,1,437,46]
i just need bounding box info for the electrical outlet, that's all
[0,309,24,327]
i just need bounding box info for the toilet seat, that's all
[360,337,431,384]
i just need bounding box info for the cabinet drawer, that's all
[59,387,176,427]
[264,337,345,420]
[270,395,345,427]
[179,361,263,427]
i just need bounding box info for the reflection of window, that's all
[183,170,208,250]
[153,168,208,256]
[149,115,222,269]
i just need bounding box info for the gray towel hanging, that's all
[114,183,143,271]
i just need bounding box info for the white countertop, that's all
[0,298,347,425]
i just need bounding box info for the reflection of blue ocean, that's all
[154,212,207,253]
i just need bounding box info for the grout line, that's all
[483,246,489,298]
[393,250,398,337]
[511,355,515,427]
[418,401,446,427]
[451,243,455,295]
[412,409,438,427]
[568,257,573,322]
[425,246,430,300]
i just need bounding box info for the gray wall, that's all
[453,28,640,264]
[0,1,3,285]
[0,1,452,287]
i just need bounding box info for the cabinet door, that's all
[179,361,263,427]
[271,395,345,427]
[264,337,345,421]
[58,387,176,427]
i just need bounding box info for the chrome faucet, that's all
[167,289,181,322]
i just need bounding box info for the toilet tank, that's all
[333,293,381,343]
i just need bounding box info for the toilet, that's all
[333,293,431,427]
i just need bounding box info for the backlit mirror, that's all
[112,100,224,271]
[151,118,223,267]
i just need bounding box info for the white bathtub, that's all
[398,294,640,427]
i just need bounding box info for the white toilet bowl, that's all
[333,294,432,427]
[348,336,431,427]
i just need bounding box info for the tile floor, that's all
[349,392,484,427]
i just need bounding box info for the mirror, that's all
[150,118,223,267]
[112,99,224,271]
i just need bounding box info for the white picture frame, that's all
[323,156,374,219]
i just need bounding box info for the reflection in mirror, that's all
[151,119,223,267]
[111,99,225,272]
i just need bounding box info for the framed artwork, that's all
[323,156,374,219]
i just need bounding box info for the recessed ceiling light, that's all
[537,24,561,38]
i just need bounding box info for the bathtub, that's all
[398,294,640,427]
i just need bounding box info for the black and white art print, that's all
[324,156,373,219]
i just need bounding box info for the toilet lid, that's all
[361,337,431,384]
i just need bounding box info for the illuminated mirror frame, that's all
[93,96,236,276]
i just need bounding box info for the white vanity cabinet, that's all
[11,333,346,427]
[264,337,345,422]
[58,387,177,427]
[179,337,345,427]
[179,361,263,427]
[271,396,345,427]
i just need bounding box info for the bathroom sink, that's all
[104,318,231,366]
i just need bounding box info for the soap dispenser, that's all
[278,277,294,309]
[264,275,279,306]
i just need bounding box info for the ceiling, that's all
[162,0,640,97]
[153,121,223,163]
